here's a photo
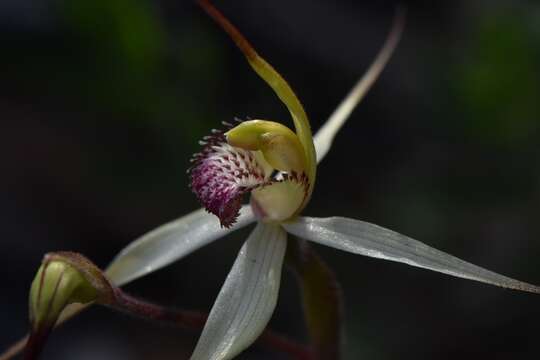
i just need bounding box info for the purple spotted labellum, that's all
[189,119,310,227]
[189,121,267,227]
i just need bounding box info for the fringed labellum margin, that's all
[189,119,310,227]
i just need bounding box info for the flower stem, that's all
[109,287,314,359]
[0,336,28,360]
[23,329,51,360]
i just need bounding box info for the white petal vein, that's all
[284,216,540,293]
[106,205,255,286]
[190,223,287,360]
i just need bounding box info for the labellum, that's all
[189,119,310,227]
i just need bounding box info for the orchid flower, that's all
[99,1,540,359]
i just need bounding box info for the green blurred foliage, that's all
[58,0,165,113]
[453,8,540,146]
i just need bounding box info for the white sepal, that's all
[106,205,255,286]
[284,216,540,293]
[314,9,404,163]
[190,223,287,360]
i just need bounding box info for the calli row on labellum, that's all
[189,118,310,227]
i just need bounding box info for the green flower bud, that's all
[25,252,114,359]
[29,257,97,331]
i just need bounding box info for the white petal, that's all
[314,9,404,163]
[105,205,255,286]
[190,223,287,360]
[284,217,540,293]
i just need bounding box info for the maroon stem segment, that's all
[110,287,314,360]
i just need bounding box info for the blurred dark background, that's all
[2,0,540,359]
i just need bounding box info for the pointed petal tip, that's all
[314,7,405,163]
[285,216,540,296]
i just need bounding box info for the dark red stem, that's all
[110,288,314,360]
[22,326,52,360]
